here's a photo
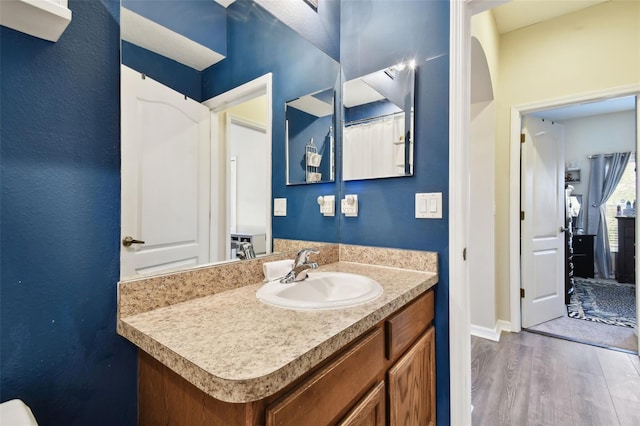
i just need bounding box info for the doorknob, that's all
[560,227,569,233]
[122,236,145,247]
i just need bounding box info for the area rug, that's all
[567,279,636,328]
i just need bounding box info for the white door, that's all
[521,115,566,328]
[121,65,210,278]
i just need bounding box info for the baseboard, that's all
[470,320,512,342]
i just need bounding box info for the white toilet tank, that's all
[0,399,39,426]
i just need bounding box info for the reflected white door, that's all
[121,65,210,278]
[224,115,268,260]
[521,115,565,328]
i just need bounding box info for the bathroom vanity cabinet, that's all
[137,290,435,426]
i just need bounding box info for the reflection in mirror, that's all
[342,63,416,181]
[120,0,237,281]
[286,88,335,185]
[119,0,340,280]
[569,194,584,232]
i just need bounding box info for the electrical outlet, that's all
[274,198,287,216]
[341,194,358,217]
[317,195,335,216]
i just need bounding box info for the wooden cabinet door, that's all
[388,327,435,426]
[338,381,385,426]
[266,328,384,426]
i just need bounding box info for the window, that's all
[605,155,636,251]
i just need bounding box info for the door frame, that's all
[202,73,273,262]
[508,85,640,332]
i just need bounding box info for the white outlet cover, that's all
[274,198,287,216]
[341,194,358,217]
[321,195,335,216]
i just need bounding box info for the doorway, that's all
[203,73,273,263]
[451,1,640,423]
[521,98,638,353]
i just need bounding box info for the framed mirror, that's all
[285,88,335,185]
[342,63,416,181]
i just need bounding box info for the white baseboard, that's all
[470,320,512,342]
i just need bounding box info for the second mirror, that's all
[343,63,416,181]
[286,88,335,185]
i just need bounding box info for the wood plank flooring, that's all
[471,331,640,426]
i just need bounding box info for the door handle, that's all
[560,227,569,233]
[122,236,145,247]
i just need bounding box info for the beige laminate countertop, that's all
[118,261,437,403]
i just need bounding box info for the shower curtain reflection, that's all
[343,113,409,180]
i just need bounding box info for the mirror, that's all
[569,194,584,232]
[342,63,416,181]
[286,88,335,185]
[120,0,340,280]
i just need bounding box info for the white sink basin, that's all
[256,271,383,310]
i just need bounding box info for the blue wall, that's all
[122,0,226,56]
[340,1,450,424]
[0,1,138,425]
[256,0,340,61]
[121,41,202,101]
[203,0,341,244]
[344,99,402,122]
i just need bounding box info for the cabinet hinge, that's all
[520,288,525,298]
[520,211,525,221]
[520,133,526,143]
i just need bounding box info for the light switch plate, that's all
[274,198,287,216]
[415,192,442,219]
[341,194,358,217]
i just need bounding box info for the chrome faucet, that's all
[280,248,319,283]
[234,241,256,260]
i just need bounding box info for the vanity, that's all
[117,243,438,425]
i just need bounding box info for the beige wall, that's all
[224,95,268,125]
[495,0,640,321]
[469,11,500,333]
[471,11,500,94]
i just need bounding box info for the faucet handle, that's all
[295,248,319,265]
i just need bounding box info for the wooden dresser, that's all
[616,217,636,284]
[572,234,595,278]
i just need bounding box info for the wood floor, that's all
[471,331,640,426]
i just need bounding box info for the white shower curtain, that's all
[343,114,405,180]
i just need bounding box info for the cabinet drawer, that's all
[266,327,384,426]
[385,290,434,360]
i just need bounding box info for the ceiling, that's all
[530,96,636,122]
